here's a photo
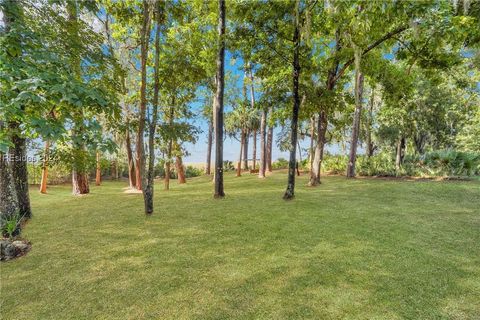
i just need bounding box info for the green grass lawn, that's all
[1,172,479,319]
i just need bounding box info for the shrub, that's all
[272,158,289,169]
[185,166,202,178]
[322,155,347,174]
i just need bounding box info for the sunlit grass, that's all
[1,172,479,319]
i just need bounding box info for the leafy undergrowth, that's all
[1,172,479,319]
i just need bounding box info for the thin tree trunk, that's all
[213,0,226,198]
[346,40,364,178]
[259,109,267,178]
[237,130,244,177]
[144,1,162,214]
[309,116,315,172]
[266,124,273,172]
[366,86,375,158]
[395,137,406,172]
[67,2,89,196]
[252,129,257,169]
[283,0,301,200]
[346,71,365,178]
[126,127,136,189]
[309,111,327,186]
[95,151,101,186]
[39,140,50,194]
[205,120,213,174]
[243,129,249,170]
[135,0,151,191]
[165,104,174,191]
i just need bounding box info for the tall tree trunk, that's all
[366,86,375,158]
[237,129,244,177]
[39,140,50,194]
[67,1,89,196]
[243,129,249,170]
[309,111,327,186]
[95,151,101,186]
[165,104,174,191]
[213,0,226,198]
[135,0,151,191]
[283,0,301,200]
[144,1,162,214]
[1,0,30,221]
[205,120,213,174]
[0,120,20,232]
[176,155,186,184]
[309,115,315,173]
[310,28,340,186]
[346,71,364,178]
[9,121,31,218]
[266,124,273,172]
[346,42,364,178]
[125,128,136,189]
[252,129,257,169]
[258,109,267,178]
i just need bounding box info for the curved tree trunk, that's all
[39,140,50,194]
[283,0,301,200]
[213,0,226,198]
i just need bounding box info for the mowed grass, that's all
[1,172,479,320]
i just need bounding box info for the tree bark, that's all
[67,1,90,196]
[135,0,151,191]
[266,112,273,172]
[8,121,32,218]
[144,1,162,214]
[237,129,245,177]
[176,155,186,184]
[366,86,375,158]
[95,151,101,186]
[258,109,267,178]
[0,120,20,228]
[39,140,50,194]
[309,111,327,186]
[283,0,301,200]
[243,129,249,170]
[346,70,364,178]
[213,0,226,198]
[126,127,136,189]
[395,137,406,172]
[205,120,213,174]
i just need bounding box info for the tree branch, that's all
[332,25,409,84]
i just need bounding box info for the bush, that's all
[272,158,289,169]
[322,155,347,174]
[185,166,202,178]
